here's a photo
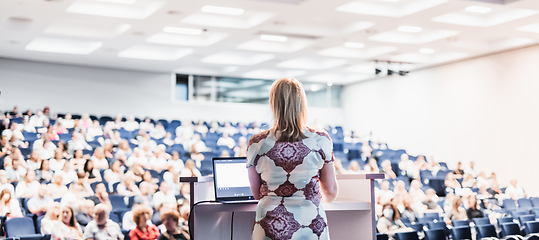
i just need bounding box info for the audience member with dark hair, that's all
[52,206,83,239]
[376,203,411,238]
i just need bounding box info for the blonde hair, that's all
[269,78,308,142]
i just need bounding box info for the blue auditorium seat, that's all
[476,224,497,239]
[472,217,490,226]
[5,217,41,238]
[425,229,447,240]
[451,226,472,240]
[501,222,521,238]
[395,231,419,240]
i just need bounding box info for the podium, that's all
[180,173,384,240]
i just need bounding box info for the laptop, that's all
[212,157,258,203]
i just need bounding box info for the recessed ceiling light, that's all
[344,42,365,49]
[118,45,193,61]
[419,48,435,54]
[465,6,492,14]
[398,26,422,33]
[260,34,287,42]
[163,27,202,35]
[201,5,244,15]
[311,85,320,91]
[25,38,102,55]
[97,0,136,4]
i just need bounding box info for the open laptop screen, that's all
[212,157,255,201]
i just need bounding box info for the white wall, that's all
[342,44,539,196]
[0,58,343,126]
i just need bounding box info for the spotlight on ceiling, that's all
[387,69,394,76]
[375,68,382,75]
[398,70,409,76]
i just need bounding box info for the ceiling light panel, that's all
[398,26,422,33]
[432,8,537,27]
[44,20,130,38]
[237,38,314,53]
[344,42,365,48]
[146,32,227,47]
[25,37,103,55]
[181,10,274,29]
[390,52,468,64]
[307,73,372,84]
[66,0,165,19]
[336,0,447,18]
[517,23,539,33]
[369,29,459,44]
[277,57,347,70]
[201,5,244,15]
[163,27,203,35]
[260,34,287,42]
[242,69,306,80]
[419,48,435,54]
[465,6,492,14]
[201,51,274,65]
[118,45,193,61]
[318,46,396,59]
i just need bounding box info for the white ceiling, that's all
[1,0,539,85]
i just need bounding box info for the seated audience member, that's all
[0,189,22,219]
[48,174,69,199]
[233,136,247,157]
[142,171,159,192]
[333,159,346,175]
[381,160,397,179]
[364,158,379,173]
[130,205,160,240]
[393,181,407,200]
[41,202,61,234]
[16,170,40,198]
[94,183,112,209]
[76,200,95,227]
[123,116,139,132]
[49,149,66,172]
[158,211,189,240]
[347,160,362,174]
[84,159,102,183]
[150,122,167,140]
[27,149,42,171]
[83,204,123,240]
[445,197,467,225]
[149,145,169,172]
[27,184,53,216]
[377,203,411,238]
[168,151,184,173]
[505,179,526,200]
[398,154,414,178]
[376,180,395,205]
[136,182,154,207]
[91,147,109,170]
[422,189,443,214]
[444,172,462,195]
[70,172,94,199]
[86,121,104,142]
[220,122,237,136]
[67,132,91,156]
[0,170,15,194]
[33,134,56,160]
[59,160,78,185]
[71,149,87,172]
[216,133,235,149]
[487,181,503,198]
[466,194,484,220]
[52,206,83,239]
[461,173,476,188]
[179,160,201,177]
[153,182,177,208]
[104,160,123,184]
[123,201,142,231]
[194,120,208,137]
[5,152,27,182]
[152,202,175,226]
[401,196,419,223]
[163,132,175,146]
[118,172,142,196]
[36,159,53,183]
[465,161,478,178]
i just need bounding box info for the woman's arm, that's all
[248,166,262,200]
[319,162,338,203]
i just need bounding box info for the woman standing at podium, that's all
[247,78,339,240]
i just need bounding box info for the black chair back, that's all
[395,231,419,240]
[452,226,472,240]
[501,222,521,237]
[425,229,447,240]
[476,224,497,239]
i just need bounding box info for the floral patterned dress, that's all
[247,127,334,240]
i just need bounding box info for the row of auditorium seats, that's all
[378,214,539,240]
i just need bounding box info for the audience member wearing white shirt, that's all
[216,133,236,149]
[152,182,177,208]
[15,171,40,198]
[505,179,526,200]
